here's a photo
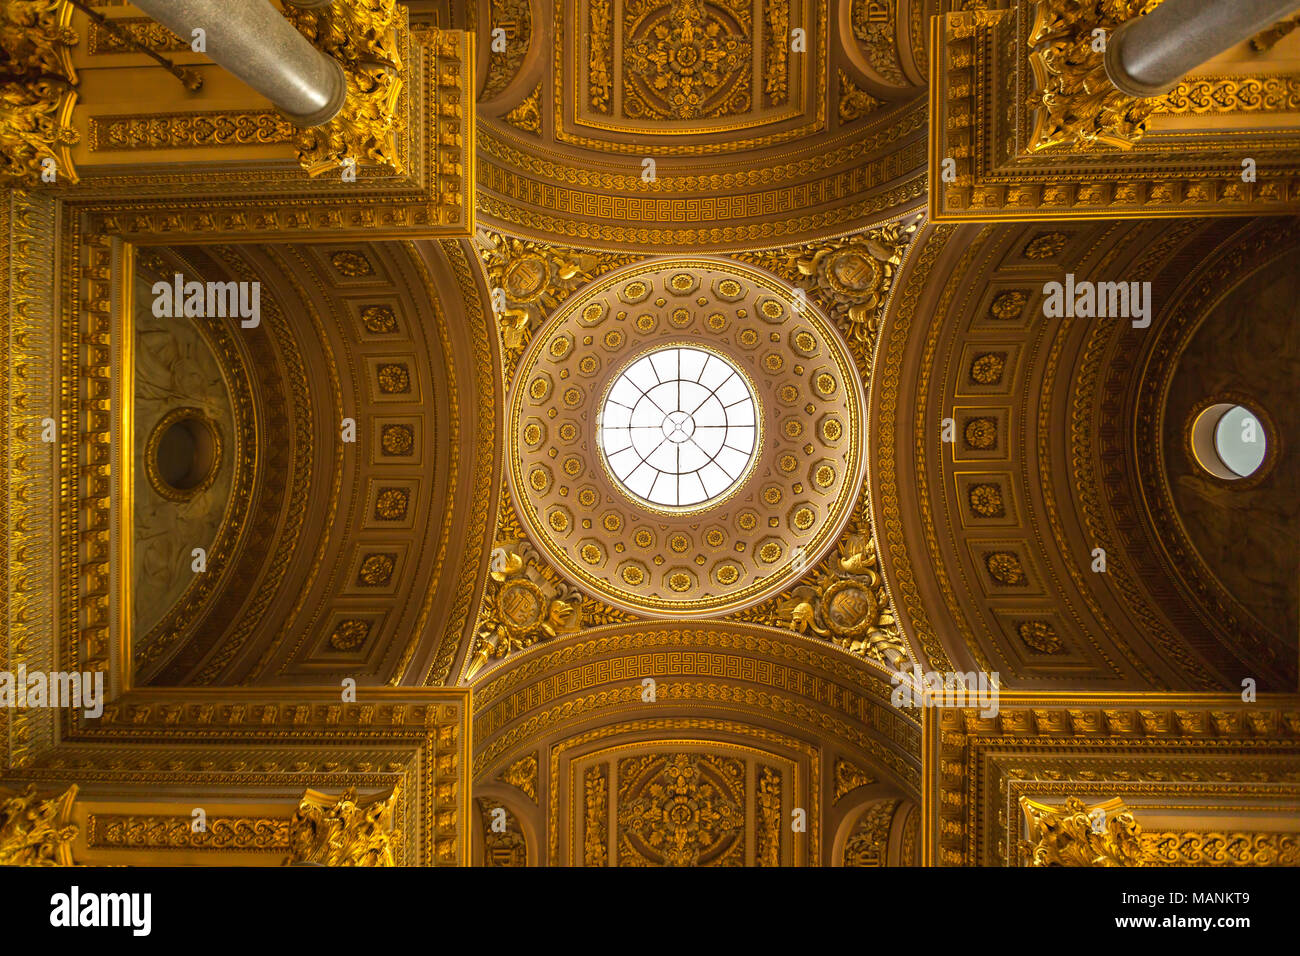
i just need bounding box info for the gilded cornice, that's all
[926,694,1300,866]
[6,689,470,866]
[930,4,1300,221]
[1,190,59,769]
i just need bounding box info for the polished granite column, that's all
[132,0,347,125]
[1106,0,1300,96]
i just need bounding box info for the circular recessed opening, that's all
[598,346,759,511]
[147,409,220,498]
[1190,402,1268,480]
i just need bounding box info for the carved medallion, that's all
[624,0,753,120]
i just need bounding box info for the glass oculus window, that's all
[1190,402,1269,480]
[598,346,759,510]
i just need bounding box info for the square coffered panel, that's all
[557,0,826,151]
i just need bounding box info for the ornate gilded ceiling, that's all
[506,258,866,616]
[877,216,1299,692]
[127,239,497,687]
[2,0,1299,875]
[464,0,934,248]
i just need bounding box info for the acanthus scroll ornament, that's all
[741,220,914,376]
[0,784,79,866]
[0,0,80,185]
[286,786,400,866]
[1028,0,1161,151]
[477,229,624,377]
[1020,796,1147,866]
[284,0,406,177]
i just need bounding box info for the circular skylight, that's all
[598,346,759,510]
[1190,402,1268,480]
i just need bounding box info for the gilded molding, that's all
[928,696,1300,867]
[931,6,1300,220]
[87,814,291,852]
[3,191,60,767]
[471,625,923,794]
[1160,75,1300,115]
[422,239,500,686]
[86,16,185,55]
[89,110,295,152]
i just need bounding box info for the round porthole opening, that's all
[1189,402,1268,481]
[147,409,221,499]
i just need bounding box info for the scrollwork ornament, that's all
[296,64,403,176]
[282,0,401,69]
[286,0,407,177]
[731,489,911,669]
[742,222,914,376]
[477,229,618,373]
